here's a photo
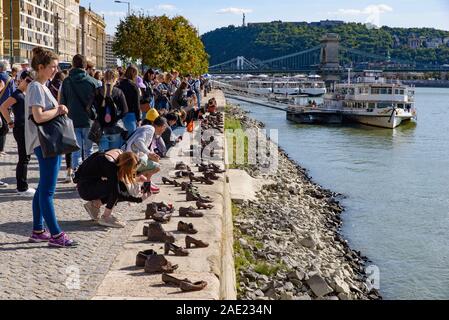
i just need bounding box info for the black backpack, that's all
[98,86,120,127]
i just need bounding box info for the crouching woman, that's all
[75,149,148,228]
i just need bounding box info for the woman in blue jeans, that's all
[117,65,141,137]
[24,47,76,247]
[92,69,128,152]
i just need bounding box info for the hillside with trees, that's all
[201,22,449,66]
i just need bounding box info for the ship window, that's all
[387,88,392,94]
[368,103,376,109]
[397,104,404,109]
[395,89,399,94]
[377,102,391,109]
[380,88,388,94]
[400,89,404,94]
[371,88,380,94]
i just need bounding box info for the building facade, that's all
[105,34,117,68]
[53,0,80,62]
[2,0,56,64]
[0,1,3,61]
[79,6,106,69]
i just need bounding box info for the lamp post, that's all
[114,0,130,16]
[10,0,13,66]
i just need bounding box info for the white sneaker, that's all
[17,188,36,196]
[98,215,126,228]
[64,172,73,183]
[84,201,100,221]
[0,180,8,188]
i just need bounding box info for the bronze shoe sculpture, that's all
[203,171,219,181]
[185,235,209,249]
[162,273,190,286]
[164,242,189,256]
[147,222,175,243]
[154,202,175,213]
[145,203,158,219]
[162,177,180,187]
[180,280,208,292]
[196,201,214,210]
[177,221,198,234]
[161,274,208,292]
[175,162,191,171]
[197,176,214,185]
[136,249,157,267]
[179,207,204,218]
[152,211,172,224]
[143,224,149,236]
[144,254,178,274]
[186,190,213,203]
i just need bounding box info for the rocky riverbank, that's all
[226,104,382,300]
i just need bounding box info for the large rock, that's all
[254,289,264,297]
[284,282,295,291]
[280,292,294,300]
[294,294,312,300]
[287,270,306,281]
[306,275,334,297]
[333,278,351,295]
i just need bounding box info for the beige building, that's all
[0,1,3,61]
[53,0,80,62]
[79,6,106,69]
[2,0,55,64]
[105,34,117,68]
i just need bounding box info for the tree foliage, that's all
[202,22,449,66]
[113,14,209,75]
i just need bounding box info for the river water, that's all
[228,87,449,300]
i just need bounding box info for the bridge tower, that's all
[319,33,342,84]
[236,56,245,70]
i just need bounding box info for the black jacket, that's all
[93,84,128,130]
[117,79,141,121]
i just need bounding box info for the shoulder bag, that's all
[30,84,80,158]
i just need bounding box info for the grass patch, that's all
[225,114,250,169]
[254,261,284,276]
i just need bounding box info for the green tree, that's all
[113,14,208,74]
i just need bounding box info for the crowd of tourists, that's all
[0,47,216,247]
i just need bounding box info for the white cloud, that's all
[157,4,176,11]
[217,7,253,15]
[100,11,126,17]
[329,4,393,16]
[328,4,393,28]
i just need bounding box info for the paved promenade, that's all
[0,90,229,300]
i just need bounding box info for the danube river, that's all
[228,87,449,300]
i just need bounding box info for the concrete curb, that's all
[220,113,237,299]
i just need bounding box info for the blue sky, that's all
[80,0,449,36]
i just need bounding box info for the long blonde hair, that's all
[116,152,139,184]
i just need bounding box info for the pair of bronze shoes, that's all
[203,171,219,181]
[135,250,178,274]
[179,207,204,218]
[185,235,209,249]
[178,221,198,234]
[196,201,213,210]
[198,162,225,174]
[162,177,180,187]
[146,203,173,223]
[186,189,213,203]
[162,274,208,292]
[164,242,189,256]
[189,174,214,185]
[175,162,191,171]
[144,222,175,243]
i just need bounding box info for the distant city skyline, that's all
[80,1,449,36]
